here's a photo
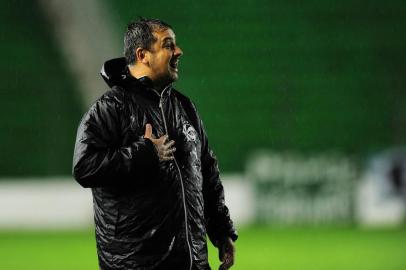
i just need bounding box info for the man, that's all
[73,18,237,270]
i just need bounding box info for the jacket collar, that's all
[100,57,172,99]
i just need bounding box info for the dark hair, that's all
[124,17,172,65]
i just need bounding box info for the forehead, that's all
[153,29,176,43]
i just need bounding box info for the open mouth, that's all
[169,60,178,71]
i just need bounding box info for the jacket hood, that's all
[100,57,128,88]
[100,57,161,92]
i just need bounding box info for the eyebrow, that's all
[162,37,175,44]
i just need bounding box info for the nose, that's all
[175,46,183,57]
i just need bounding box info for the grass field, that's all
[0,226,405,270]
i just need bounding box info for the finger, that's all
[226,253,234,267]
[160,155,175,161]
[221,255,233,270]
[163,148,176,156]
[163,140,175,149]
[159,134,169,143]
[144,124,152,139]
[228,253,234,268]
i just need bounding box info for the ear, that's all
[135,48,149,65]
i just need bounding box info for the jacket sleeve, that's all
[72,95,159,188]
[199,118,238,247]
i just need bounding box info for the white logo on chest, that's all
[182,123,197,143]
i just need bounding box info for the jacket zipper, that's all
[158,86,193,270]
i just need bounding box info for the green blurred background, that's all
[1,0,405,269]
[2,0,406,175]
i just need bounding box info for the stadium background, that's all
[1,0,406,269]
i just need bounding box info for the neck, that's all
[128,64,168,92]
[128,63,149,80]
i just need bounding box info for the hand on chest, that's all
[127,103,201,160]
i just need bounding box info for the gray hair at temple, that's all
[124,17,172,65]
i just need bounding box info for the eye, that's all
[164,43,175,50]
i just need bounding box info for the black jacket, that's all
[72,58,237,270]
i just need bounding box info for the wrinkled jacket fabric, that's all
[73,58,237,270]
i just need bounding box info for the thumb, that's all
[144,123,152,139]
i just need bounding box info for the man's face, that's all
[146,28,183,85]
